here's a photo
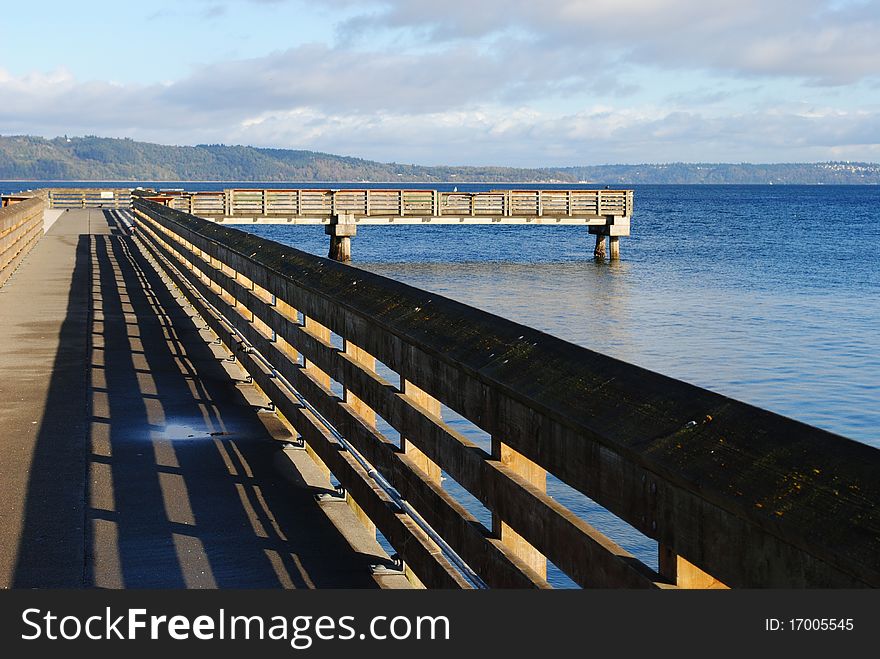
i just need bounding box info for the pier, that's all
[26,187,633,262]
[1,190,879,589]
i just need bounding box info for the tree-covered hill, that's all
[1,135,878,184]
[0,135,567,182]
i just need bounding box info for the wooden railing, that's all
[131,198,880,589]
[0,195,44,287]
[151,188,633,220]
[46,188,131,209]
[28,187,633,219]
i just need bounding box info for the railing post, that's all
[217,261,236,307]
[303,316,333,480]
[401,380,442,483]
[251,281,275,339]
[273,297,305,448]
[343,339,378,537]
[205,253,221,297]
[275,298,299,364]
[432,190,439,218]
[491,438,547,579]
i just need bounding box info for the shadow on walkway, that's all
[12,210,385,588]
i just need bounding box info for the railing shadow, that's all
[10,227,91,587]
[86,210,386,588]
[14,209,383,588]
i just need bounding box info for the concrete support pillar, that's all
[329,236,350,262]
[609,235,620,260]
[593,233,607,259]
[590,215,628,261]
[325,212,357,262]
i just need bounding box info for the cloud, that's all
[160,44,513,114]
[230,104,880,165]
[325,0,880,86]
[0,68,239,142]
[157,36,641,117]
[201,3,228,19]
[4,62,877,165]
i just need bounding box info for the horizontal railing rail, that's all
[142,188,633,220]
[21,187,634,219]
[46,188,132,209]
[131,198,880,589]
[0,195,45,287]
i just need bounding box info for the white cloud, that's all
[160,44,513,114]
[2,60,879,164]
[177,105,880,164]
[326,0,880,85]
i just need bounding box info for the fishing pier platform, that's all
[29,187,633,262]
[1,189,878,590]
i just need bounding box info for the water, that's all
[5,181,879,586]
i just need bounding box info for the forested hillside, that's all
[2,135,878,184]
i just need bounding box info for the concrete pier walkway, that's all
[0,209,406,589]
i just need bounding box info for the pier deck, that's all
[7,187,631,262]
[0,209,407,588]
[1,192,878,590]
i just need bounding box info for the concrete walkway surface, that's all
[0,209,406,589]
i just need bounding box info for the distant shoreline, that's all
[2,180,878,186]
[3,136,879,185]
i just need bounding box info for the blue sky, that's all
[1,0,879,166]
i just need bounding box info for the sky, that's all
[1,0,879,166]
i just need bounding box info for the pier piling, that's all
[609,235,620,260]
[594,234,607,259]
[326,212,357,262]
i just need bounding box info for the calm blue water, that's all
[6,181,879,586]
